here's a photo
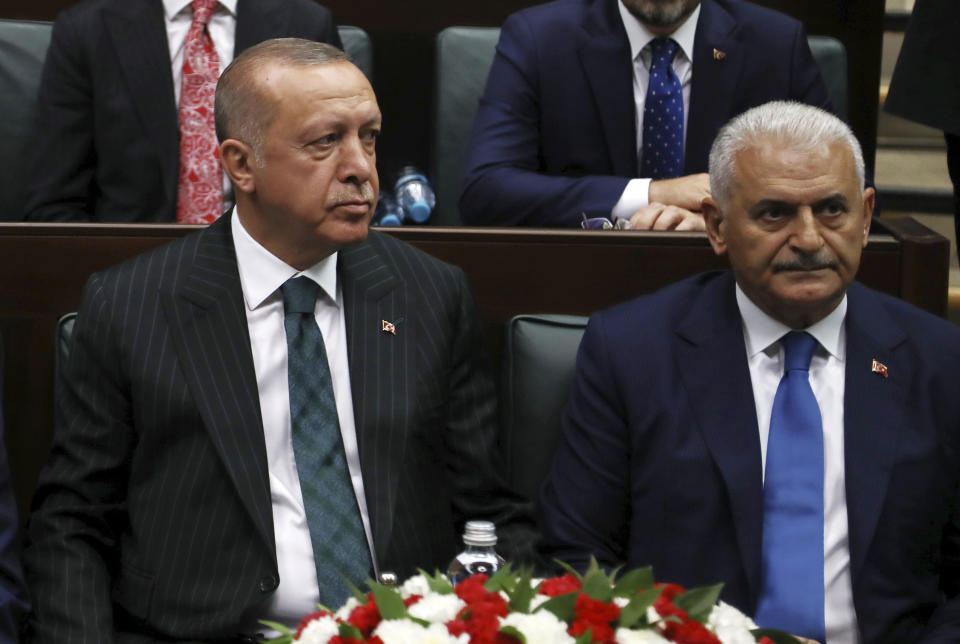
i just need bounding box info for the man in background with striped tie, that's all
[540,102,960,642]
[23,0,341,223]
[24,39,538,643]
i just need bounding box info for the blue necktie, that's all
[755,331,826,642]
[640,38,684,180]
[282,277,372,607]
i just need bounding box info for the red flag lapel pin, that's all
[381,320,396,335]
[871,359,888,378]
[713,48,726,61]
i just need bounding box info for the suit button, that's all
[258,575,278,593]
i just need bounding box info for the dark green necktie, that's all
[281,276,372,607]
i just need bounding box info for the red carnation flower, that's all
[569,594,620,644]
[653,582,686,603]
[660,620,722,644]
[455,574,493,604]
[295,610,331,639]
[446,618,468,637]
[347,596,381,636]
[540,574,582,597]
[403,594,422,608]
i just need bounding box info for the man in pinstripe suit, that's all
[24,39,537,643]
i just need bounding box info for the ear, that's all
[702,197,727,256]
[220,139,257,195]
[860,186,875,248]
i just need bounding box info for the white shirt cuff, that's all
[610,178,652,221]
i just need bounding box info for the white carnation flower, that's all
[646,605,661,623]
[407,593,466,623]
[530,593,551,611]
[374,619,466,644]
[334,596,361,620]
[613,596,630,608]
[707,601,758,644]
[500,610,575,643]
[614,627,670,643]
[399,573,433,599]
[295,614,339,644]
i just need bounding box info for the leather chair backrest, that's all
[338,25,373,82]
[430,27,499,226]
[500,314,587,506]
[0,19,53,222]
[807,35,848,120]
[429,29,849,226]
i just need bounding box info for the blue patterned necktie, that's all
[282,276,372,607]
[640,38,684,180]
[755,331,826,642]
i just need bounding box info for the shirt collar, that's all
[735,283,847,362]
[163,0,237,20]
[231,207,339,311]
[618,0,701,65]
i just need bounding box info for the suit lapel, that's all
[842,284,907,582]
[676,272,764,600]
[578,0,638,176]
[339,234,404,562]
[161,217,275,556]
[235,0,290,54]
[685,0,743,173]
[103,0,179,202]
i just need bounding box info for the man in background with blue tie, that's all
[460,0,832,228]
[24,39,538,643]
[540,102,960,642]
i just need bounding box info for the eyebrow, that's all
[750,193,850,215]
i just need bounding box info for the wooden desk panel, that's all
[0,219,947,514]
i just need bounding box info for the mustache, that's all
[331,182,376,204]
[772,253,839,273]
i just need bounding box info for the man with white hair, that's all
[541,101,960,642]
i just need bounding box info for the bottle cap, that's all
[406,201,431,223]
[378,213,403,226]
[463,520,497,546]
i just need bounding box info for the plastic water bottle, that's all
[394,167,435,224]
[445,520,506,585]
[373,192,404,226]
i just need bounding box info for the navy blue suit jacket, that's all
[460,0,832,227]
[541,271,960,642]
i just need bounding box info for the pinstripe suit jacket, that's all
[24,215,536,643]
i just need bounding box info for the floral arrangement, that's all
[261,561,800,644]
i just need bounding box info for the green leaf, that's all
[581,567,614,602]
[484,563,516,593]
[535,592,578,622]
[499,625,527,643]
[370,581,408,620]
[258,620,294,644]
[504,568,537,614]
[613,567,655,596]
[751,628,805,644]
[338,621,364,640]
[672,583,723,623]
[574,628,594,644]
[417,568,454,595]
[617,586,662,629]
[554,559,585,582]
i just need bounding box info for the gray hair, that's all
[214,38,351,160]
[708,101,864,207]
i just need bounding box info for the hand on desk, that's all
[629,202,706,231]
[648,173,711,212]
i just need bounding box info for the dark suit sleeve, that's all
[458,13,631,227]
[22,15,98,222]
[442,268,542,567]
[539,314,631,572]
[919,491,960,641]
[24,274,133,643]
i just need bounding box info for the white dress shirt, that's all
[231,209,377,631]
[736,286,860,644]
[164,0,236,205]
[611,1,700,220]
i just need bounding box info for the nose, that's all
[339,133,375,187]
[789,206,824,253]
